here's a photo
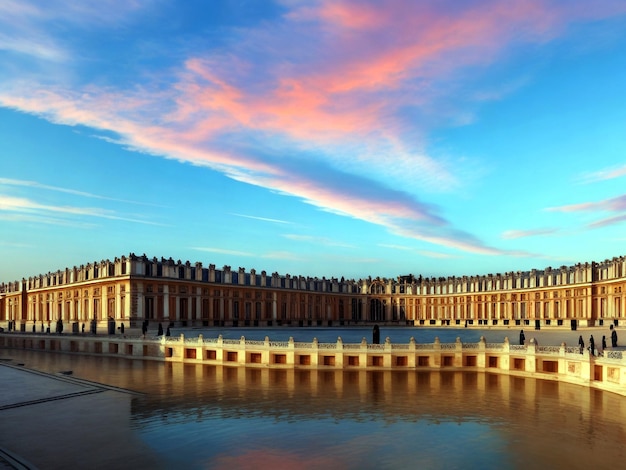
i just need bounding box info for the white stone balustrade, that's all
[1,332,625,396]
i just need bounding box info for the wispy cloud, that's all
[0,178,163,207]
[587,214,626,229]
[283,234,354,248]
[546,193,626,229]
[547,194,626,214]
[262,251,305,261]
[2,1,625,258]
[501,228,560,240]
[191,246,254,257]
[231,213,293,224]
[0,195,164,226]
[0,0,153,62]
[191,246,304,262]
[417,250,459,259]
[578,164,626,184]
[378,243,415,251]
[379,243,459,259]
[0,212,98,229]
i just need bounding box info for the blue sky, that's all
[1,0,626,283]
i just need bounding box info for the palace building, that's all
[1,253,625,332]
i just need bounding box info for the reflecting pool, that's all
[169,325,592,346]
[3,346,626,470]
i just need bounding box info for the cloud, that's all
[0,177,163,207]
[191,247,254,257]
[231,213,293,225]
[262,251,305,261]
[0,212,98,229]
[379,243,459,259]
[501,228,560,240]
[0,195,164,226]
[546,193,626,230]
[417,250,460,259]
[0,0,153,63]
[578,164,626,184]
[2,1,625,257]
[283,234,354,248]
[190,246,305,262]
[587,214,626,229]
[378,243,416,251]
[547,194,626,213]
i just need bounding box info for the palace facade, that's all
[1,253,625,331]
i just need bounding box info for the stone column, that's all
[381,298,388,322]
[272,292,277,322]
[163,285,169,321]
[124,282,131,320]
[174,293,180,321]
[361,297,368,322]
[116,284,122,320]
[195,288,201,323]
[101,288,107,321]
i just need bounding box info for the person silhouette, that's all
[611,326,618,347]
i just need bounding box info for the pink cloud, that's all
[165,0,626,153]
[547,194,626,213]
[502,228,560,240]
[546,193,626,230]
[579,164,626,183]
[588,214,626,229]
[3,0,626,256]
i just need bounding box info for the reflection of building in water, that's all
[1,253,626,330]
[127,363,625,436]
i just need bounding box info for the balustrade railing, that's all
[607,351,624,360]
[536,346,560,354]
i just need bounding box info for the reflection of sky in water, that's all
[174,327,491,344]
[172,326,590,347]
[6,348,626,469]
[136,413,509,469]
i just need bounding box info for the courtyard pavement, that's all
[0,360,162,470]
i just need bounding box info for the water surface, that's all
[3,345,626,469]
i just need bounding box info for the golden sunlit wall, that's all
[1,254,625,330]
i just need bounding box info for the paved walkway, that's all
[0,361,162,470]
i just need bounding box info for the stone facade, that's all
[1,253,626,331]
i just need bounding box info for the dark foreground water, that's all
[2,327,626,469]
